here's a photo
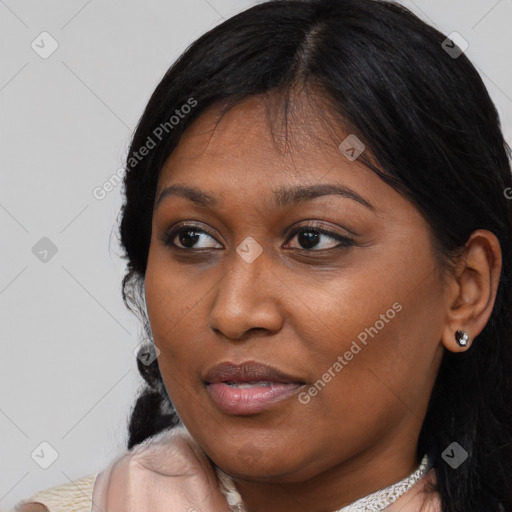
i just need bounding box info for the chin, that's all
[207,445,313,483]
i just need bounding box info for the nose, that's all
[207,246,284,341]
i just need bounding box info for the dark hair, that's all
[118,0,512,510]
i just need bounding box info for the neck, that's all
[229,441,421,512]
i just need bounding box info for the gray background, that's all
[1,0,511,509]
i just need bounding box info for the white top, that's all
[13,474,98,512]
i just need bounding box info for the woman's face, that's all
[144,94,447,484]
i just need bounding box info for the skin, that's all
[144,93,502,512]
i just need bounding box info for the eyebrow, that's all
[154,183,375,211]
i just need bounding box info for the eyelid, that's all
[286,220,355,240]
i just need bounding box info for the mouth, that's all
[222,380,280,388]
[203,361,305,415]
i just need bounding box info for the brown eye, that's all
[160,222,355,253]
[284,225,355,251]
[162,224,222,250]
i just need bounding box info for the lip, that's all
[203,361,305,415]
[204,361,303,384]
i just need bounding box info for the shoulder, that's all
[14,473,98,512]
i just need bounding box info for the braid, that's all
[126,343,181,450]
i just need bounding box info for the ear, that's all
[441,229,502,353]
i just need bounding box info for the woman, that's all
[15,0,512,511]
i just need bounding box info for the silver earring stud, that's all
[455,330,469,347]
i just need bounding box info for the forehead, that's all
[152,95,434,244]
[157,93,380,198]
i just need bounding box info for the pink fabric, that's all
[91,426,230,512]
[91,425,441,512]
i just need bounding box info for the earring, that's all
[455,330,469,347]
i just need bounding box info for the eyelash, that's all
[160,222,355,252]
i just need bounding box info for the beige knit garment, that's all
[13,474,98,512]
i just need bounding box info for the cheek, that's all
[145,247,197,346]
[302,271,444,430]
[293,246,444,410]
[144,249,217,392]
